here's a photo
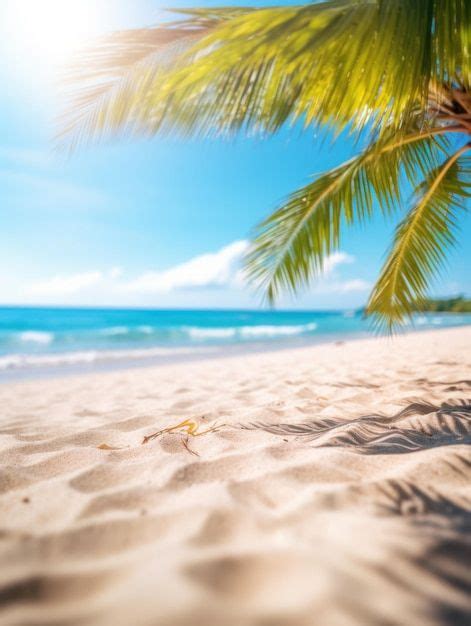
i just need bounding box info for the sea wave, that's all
[415,315,444,327]
[137,325,154,334]
[100,325,157,337]
[18,331,54,345]
[100,326,130,336]
[184,323,317,340]
[185,327,237,339]
[239,323,317,337]
[0,346,212,371]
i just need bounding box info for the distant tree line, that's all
[418,296,471,313]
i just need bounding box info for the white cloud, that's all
[123,243,361,296]
[307,253,370,294]
[29,271,103,296]
[23,242,370,304]
[109,267,123,279]
[124,240,249,293]
[322,251,354,274]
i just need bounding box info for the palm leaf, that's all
[366,145,471,331]
[58,2,471,331]
[245,128,449,303]
[58,8,255,149]
[60,1,471,144]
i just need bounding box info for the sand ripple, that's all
[0,328,470,625]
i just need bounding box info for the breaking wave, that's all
[18,331,54,345]
[0,346,212,371]
[184,322,317,340]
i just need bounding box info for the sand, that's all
[0,327,470,626]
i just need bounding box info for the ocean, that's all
[1,306,470,379]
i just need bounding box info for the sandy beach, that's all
[0,326,470,626]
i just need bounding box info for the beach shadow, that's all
[241,399,471,455]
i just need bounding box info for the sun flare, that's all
[4,0,104,70]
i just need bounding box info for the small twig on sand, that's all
[182,435,200,456]
[141,418,225,452]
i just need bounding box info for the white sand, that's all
[0,327,470,626]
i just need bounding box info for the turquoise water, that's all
[0,306,470,376]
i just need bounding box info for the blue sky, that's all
[0,0,469,310]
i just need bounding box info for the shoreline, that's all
[1,323,469,384]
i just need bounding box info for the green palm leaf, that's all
[58,8,253,149]
[59,1,471,331]
[61,1,470,144]
[245,129,449,303]
[366,145,471,331]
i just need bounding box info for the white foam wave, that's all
[238,323,317,337]
[100,326,130,336]
[100,325,155,336]
[1,322,319,371]
[137,325,154,334]
[186,327,237,339]
[0,346,211,371]
[19,331,54,345]
[185,322,317,340]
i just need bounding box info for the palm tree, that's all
[60,1,471,331]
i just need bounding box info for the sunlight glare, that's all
[4,0,105,72]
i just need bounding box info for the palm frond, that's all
[366,144,471,331]
[245,129,448,303]
[57,8,255,149]
[58,2,471,332]
[60,1,471,144]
